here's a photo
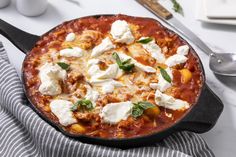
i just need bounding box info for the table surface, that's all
[1,0,236,156]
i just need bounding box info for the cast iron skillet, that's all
[0,15,224,148]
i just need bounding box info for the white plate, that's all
[205,0,236,18]
[196,0,236,25]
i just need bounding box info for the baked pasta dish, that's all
[23,15,203,138]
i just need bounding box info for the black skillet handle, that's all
[0,19,40,54]
[175,84,224,133]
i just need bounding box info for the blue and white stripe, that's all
[0,42,214,157]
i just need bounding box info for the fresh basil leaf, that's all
[71,103,79,111]
[122,58,132,65]
[131,105,144,118]
[112,52,122,66]
[171,0,183,14]
[137,101,155,110]
[131,101,155,118]
[71,100,83,111]
[158,66,172,83]
[112,52,134,72]
[81,99,93,110]
[120,64,134,71]
[57,62,70,70]
[137,37,153,44]
[71,99,94,111]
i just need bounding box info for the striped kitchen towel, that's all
[0,42,214,157]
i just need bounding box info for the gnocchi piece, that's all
[144,106,160,118]
[180,69,192,83]
[70,124,86,133]
[43,105,51,112]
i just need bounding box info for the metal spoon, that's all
[209,53,236,76]
[186,32,236,77]
[196,36,236,77]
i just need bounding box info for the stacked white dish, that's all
[196,0,236,25]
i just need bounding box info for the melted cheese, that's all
[149,68,173,92]
[88,63,118,80]
[65,33,76,42]
[97,64,119,79]
[39,63,66,81]
[50,100,77,126]
[89,78,123,94]
[157,67,173,92]
[100,101,133,124]
[102,83,114,94]
[117,52,156,73]
[87,64,101,78]
[85,85,99,107]
[87,59,100,66]
[60,47,84,57]
[110,20,134,44]
[140,37,166,63]
[135,62,156,73]
[39,80,61,96]
[177,45,189,55]
[89,78,122,85]
[38,63,66,95]
[165,45,189,67]
[87,59,123,94]
[165,54,188,67]
[149,82,158,90]
[91,37,115,57]
[101,80,123,94]
[155,89,189,110]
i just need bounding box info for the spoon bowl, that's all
[209,53,236,76]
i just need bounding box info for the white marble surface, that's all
[0,0,236,156]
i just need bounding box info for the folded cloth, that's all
[0,42,214,157]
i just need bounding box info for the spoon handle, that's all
[183,30,214,56]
